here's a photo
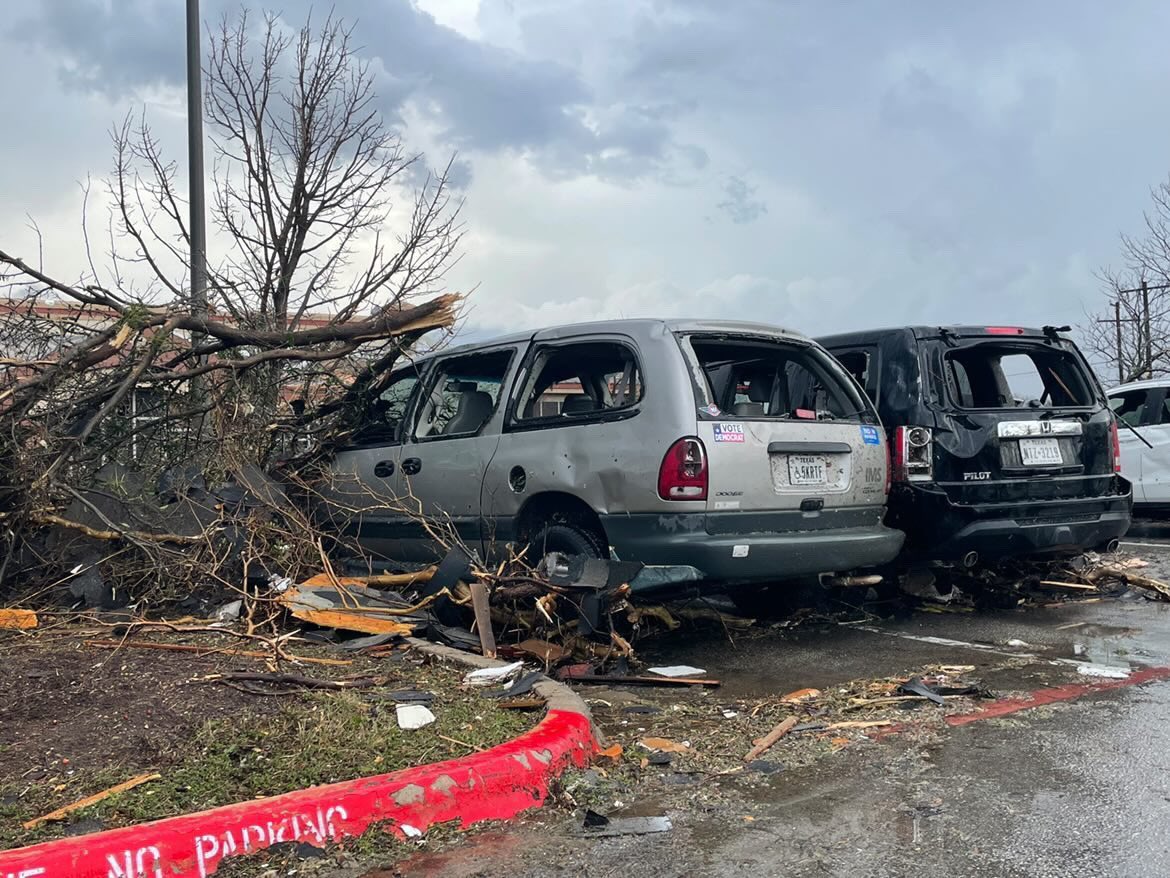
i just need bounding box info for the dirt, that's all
[0,623,536,850]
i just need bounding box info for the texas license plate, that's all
[788,455,828,485]
[1020,437,1063,466]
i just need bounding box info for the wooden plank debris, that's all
[23,773,161,829]
[743,716,798,762]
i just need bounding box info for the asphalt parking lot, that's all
[389,531,1170,878]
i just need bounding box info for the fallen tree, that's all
[0,9,462,604]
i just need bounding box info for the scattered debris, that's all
[1077,664,1131,679]
[278,580,420,637]
[781,687,821,703]
[744,716,798,762]
[464,661,524,685]
[597,743,624,761]
[469,581,496,659]
[640,737,691,754]
[483,670,544,699]
[514,639,570,664]
[898,676,946,706]
[396,704,437,730]
[1005,639,1033,648]
[22,773,162,829]
[557,666,720,688]
[579,810,672,837]
[1096,567,1170,601]
[400,824,424,840]
[213,599,243,622]
[647,665,706,678]
[0,608,38,631]
[1038,581,1098,592]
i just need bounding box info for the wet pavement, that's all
[385,534,1170,878]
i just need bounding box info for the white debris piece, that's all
[400,824,423,839]
[214,599,243,622]
[463,660,523,685]
[396,704,437,730]
[1005,639,1033,648]
[1077,664,1131,679]
[647,665,706,678]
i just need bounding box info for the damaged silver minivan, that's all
[316,319,904,589]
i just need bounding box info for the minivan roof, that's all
[819,325,1064,347]
[410,318,809,364]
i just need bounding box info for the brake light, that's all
[658,437,708,500]
[1111,419,1122,473]
[892,426,933,482]
[985,326,1025,335]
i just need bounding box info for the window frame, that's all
[682,333,876,424]
[939,341,1097,411]
[505,335,646,432]
[1110,386,1165,428]
[409,347,517,444]
[346,362,429,449]
[831,345,881,408]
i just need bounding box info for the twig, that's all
[194,671,384,690]
[22,773,161,828]
[83,639,352,667]
[437,733,484,752]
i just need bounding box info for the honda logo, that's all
[1040,421,1053,435]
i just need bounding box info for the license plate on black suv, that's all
[1019,437,1063,466]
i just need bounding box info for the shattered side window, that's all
[944,345,1094,409]
[515,341,644,422]
[687,337,873,422]
[353,368,421,444]
[414,349,514,439]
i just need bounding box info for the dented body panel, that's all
[820,325,1132,564]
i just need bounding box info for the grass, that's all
[0,678,532,850]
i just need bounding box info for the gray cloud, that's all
[18,0,695,182]
[717,177,767,225]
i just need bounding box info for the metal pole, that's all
[1142,279,1152,378]
[1115,300,1124,384]
[186,0,207,329]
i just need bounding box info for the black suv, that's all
[818,325,1132,567]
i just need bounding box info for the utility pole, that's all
[186,0,207,332]
[1112,279,1170,382]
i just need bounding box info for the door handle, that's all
[373,460,395,478]
[402,457,422,476]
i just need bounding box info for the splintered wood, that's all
[744,716,798,762]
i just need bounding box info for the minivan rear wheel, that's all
[525,520,607,565]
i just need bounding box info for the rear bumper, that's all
[600,509,905,586]
[892,480,1133,562]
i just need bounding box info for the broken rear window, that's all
[685,336,874,423]
[943,344,1094,409]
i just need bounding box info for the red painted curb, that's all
[0,708,594,878]
[945,664,1170,727]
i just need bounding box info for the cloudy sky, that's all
[5,0,1170,354]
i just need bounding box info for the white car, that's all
[1108,379,1170,513]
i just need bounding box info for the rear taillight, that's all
[1111,419,1122,473]
[892,426,933,482]
[658,437,708,500]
